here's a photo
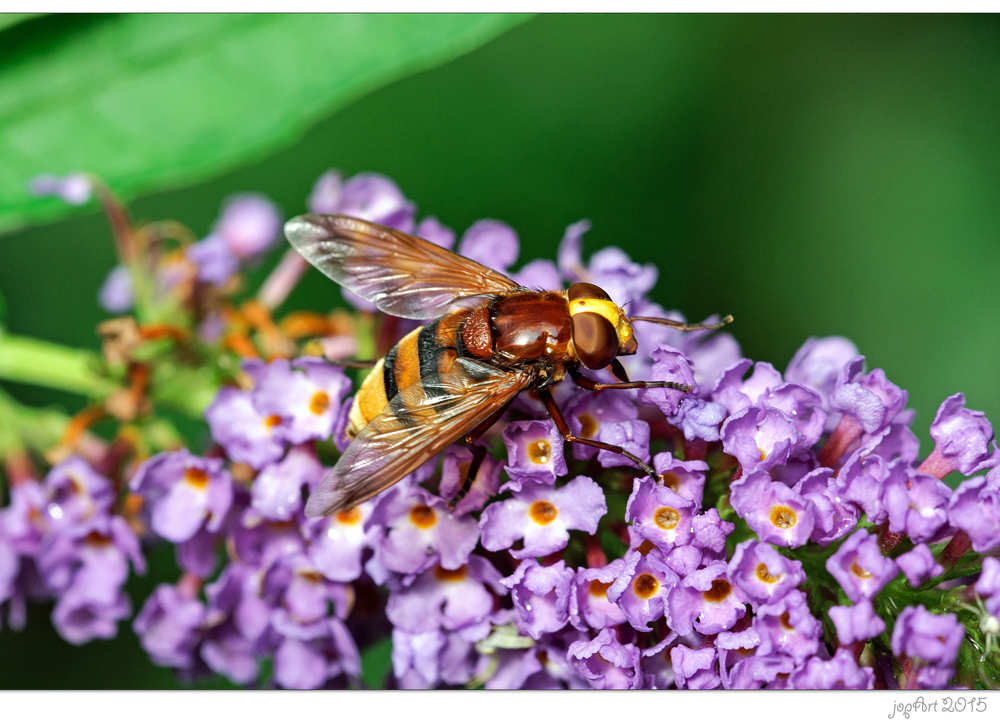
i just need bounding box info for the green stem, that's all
[0,386,70,455]
[0,332,115,397]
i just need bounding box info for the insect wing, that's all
[304,357,535,517]
[285,214,521,320]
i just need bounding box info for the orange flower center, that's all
[654,506,680,530]
[661,472,681,492]
[434,565,468,582]
[851,561,873,579]
[264,414,282,430]
[636,540,658,556]
[336,508,362,525]
[578,413,598,439]
[589,579,612,598]
[530,500,558,525]
[633,573,660,599]
[755,562,778,584]
[184,468,210,489]
[309,391,330,415]
[702,578,732,603]
[527,440,552,464]
[770,506,797,529]
[409,504,437,529]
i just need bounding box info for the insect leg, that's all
[324,358,379,369]
[539,389,658,478]
[447,399,516,510]
[569,367,691,394]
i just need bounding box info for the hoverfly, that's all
[284,214,732,518]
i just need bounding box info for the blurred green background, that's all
[1,13,998,688]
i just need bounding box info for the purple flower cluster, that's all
[0,457,144,644]
[25,167,1000,690]
[96,193,283,314]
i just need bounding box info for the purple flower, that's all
[29,172,93,205]
[834,451,891,525]
[891,605,964,668]
[252,358,352,445]
[512,259,561,290]
[713,359,782,415]
[43,457,115,534]
[586,246,657,307]
[251,445,324,522]
[391,628,446,689]
[187,235,239,285]
[480,475,606,559]
[501,559,574,640]
[205,386,287,469]
[501,419,567,487]
[635,346,696,417]
[831,360,908,435]
[130,450,233,543]
[730,471,816,548]
[369,486,479,576]
[725,653,796,690]
[896,544,944,587]
[273,619,359,689]
[386,555,503,636]
[596,420,651,471]
[919,393,999,478]
[608,550,678,632]
[652,453,708,506]
[556,219,591,282]
[563,391,638,460]
[728,539,805,605]
[829,599,886,645]
[305,500,375,583]
[669,397,728,442]
[486,631,588,690]
[569,561,628,631]
[882,468,952,543]
[667,560,747,636]
[438,447,503,515]
[214,194,282,258]
[946,474,1000,553]
[567,627,643,689]
[98,265,135,313]
[754,589,821,664]
[52,583,132,645]
[691,508,735,560]
[457,220,519,273]
[795,466,859,546]
[789,647,874,689]
[414,216,455,249]
[826,529,898,603]
[721,405,798,474]
[134,582,207,668]
[975,557,1000,618]
[625,478,696,551]
[670,644,721,690]
[784,336,859,412]
[309,171,415,231]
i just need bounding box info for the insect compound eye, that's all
[567,282,612,302]
[572,312,618,370]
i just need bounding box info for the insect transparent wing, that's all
[304,357,536,517]
[285,214,521,320]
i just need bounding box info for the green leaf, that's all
[0,14,530,233]
[0,14,42,33]
[360,636,393,689]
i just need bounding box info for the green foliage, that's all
[0,13,529,233]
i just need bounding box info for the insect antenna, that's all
[628,314,734,332]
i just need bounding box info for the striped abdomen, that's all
[347,312,467,438]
